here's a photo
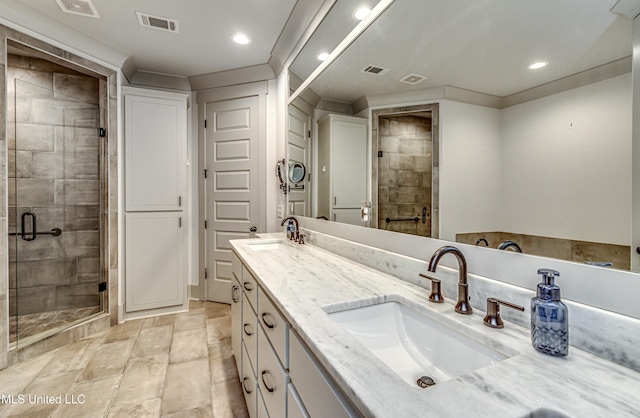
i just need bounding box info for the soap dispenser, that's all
[531,268,568,357]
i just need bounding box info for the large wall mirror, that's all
[287,0,636,271]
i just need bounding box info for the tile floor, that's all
[0,300,250,417]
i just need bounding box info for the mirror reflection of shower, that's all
[375,106,439,238]
[7,45,106,348]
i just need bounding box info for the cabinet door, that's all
[332,119,367,208]
[125,212,185,312]
[231,275,242,379]
[125,91,187,211]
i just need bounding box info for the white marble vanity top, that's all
[231,234,640,418]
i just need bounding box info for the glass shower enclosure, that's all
[8,77,105,347]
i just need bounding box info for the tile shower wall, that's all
[456,231,631,270]
[377,115,432,236]
[7,55,100,318]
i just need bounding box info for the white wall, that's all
[501,73,632,245]
[439,100,502,241]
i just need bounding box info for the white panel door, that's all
[124,93,186,211]
[287,103,311,216]
[332,119,367,208]
[205,96,260,303]
[125,212,185,312]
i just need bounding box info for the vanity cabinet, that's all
[317,114,367,225]
[232,255,360,418]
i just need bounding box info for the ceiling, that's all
[303,0,633,103]
[2,0,324,81]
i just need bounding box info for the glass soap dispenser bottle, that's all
[531,268,569,357]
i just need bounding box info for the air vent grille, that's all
[400,74,427,85]
[362,65,390,76]
[56,0,99,18]
[136,12,179,33]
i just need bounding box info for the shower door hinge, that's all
[308,130,311,138]
[204,169,208,178]
[204,220,208,229]
[98,128,106,138]
[204,268,208,279]
[204,119,207,128]
[98,282,107,292]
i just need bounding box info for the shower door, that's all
[9,78,104,347]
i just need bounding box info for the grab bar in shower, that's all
[385,217,420,223]
[8,212,62,241]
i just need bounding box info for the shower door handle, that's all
[21,212,36,241]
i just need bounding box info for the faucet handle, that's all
[298,234,305,244]
[483,297,525,329]
[419,273,444,303]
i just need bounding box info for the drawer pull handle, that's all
[231,285,240,303]
[242,377,252,394]
[243,282,254,291]
[243,323,253,336]
[261,312,277,329]
[261,370,275,393]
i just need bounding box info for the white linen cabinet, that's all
[124,87,188,315]
[317,114,367,225]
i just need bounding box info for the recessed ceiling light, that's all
[353,7,371,21]
[529,61,548,70]
[232,33,251,45]
[317,52,330,61]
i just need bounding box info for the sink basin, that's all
[521,408,572,418]
[327,300,511,387]
[245,239,285,251]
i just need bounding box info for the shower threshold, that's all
[9,306,103,348]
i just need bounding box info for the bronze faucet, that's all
[280,216,299,242]
[427,246,473,315]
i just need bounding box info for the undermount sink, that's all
[326,300,513,388]
[245,239,285,251]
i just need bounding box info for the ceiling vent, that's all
[362,65,390,76]
[55,0,99,18]
[400,74,427,85]
[136,12,179,33]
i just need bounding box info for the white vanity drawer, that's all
[241,342,257,418]
[287,383,310,418]
[242,265,258,313]
[242,292,258,375]
[258,326,289,418]
[258,287,289,368]
[289,331,358,418]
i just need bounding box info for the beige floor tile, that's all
[133,324,173,358]
[208,337,232,362]
[51,374,121,418]
[102,319,144,343]
[78,339,134,382]
[143,314,177,329]
[112,354,169,406]
[3,370,80,418]
[206,317,231,345]
[209,341,238,384]
[161,405,213,418]
[108,398,162,418]
[174,315,206,334]
[0,351,57,416]
[161,358,211,415]
[205,303,230,319]
[38,338,102,377]
[170,329,208,364]
[211,378,249,418]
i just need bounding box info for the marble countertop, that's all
[231,234,640,418]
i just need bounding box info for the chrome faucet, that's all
[280,216,299,242]
[497,240,522,253]
[427,246,473,315]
